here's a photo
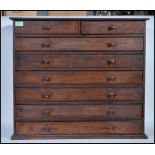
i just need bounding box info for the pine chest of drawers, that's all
[11,17,148,139]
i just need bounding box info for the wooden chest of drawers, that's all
[10,17,148,139]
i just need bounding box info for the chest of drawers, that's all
[10,17,148,139]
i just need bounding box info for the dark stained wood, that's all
[16,53,144,70]
[16,101,143,105]
[15,38,144,51]
[16,104,142,121]
[15,34,145,38]
[11,133,148,139]
[16,87,143,102]
[15,71,143,85]
[81,21,145,35]
[10,17,149,21]
[16,120,143,135]
[12,18,146,139]
[15,21,79,35]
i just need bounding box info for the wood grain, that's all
[16,104,142,121]
[12,18,146,139]
[16,53,144,70]
[15,71,143,85]
[81,21,144,34]
[15,87,143,102]
[15,38,144,51]
[16,120,143,135]
[15,21,79,35]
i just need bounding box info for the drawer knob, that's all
[107,59,115,65]
[107,110,115,115]
[42,111,50,116]
[42,94,51,99]
[107,42,116,47]
[42,25,51,30]
[107,75,116,81]
[41,60,50,64]
[107,92,116,98]
[108,25,116,30]
[41,42,50,48]
[42,77,50,82]
[42,127,50,132]
[102,125,116,130]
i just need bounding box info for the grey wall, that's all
[37,11,48,16]
[1,16,154,143]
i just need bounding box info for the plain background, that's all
[1,16,154,143]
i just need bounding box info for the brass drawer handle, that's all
[42,77,50,82]
[107,92,116,98]
[102,125,116,130]
[41,127,50,132]
[42,25,51,30]
[41,42,50,48]
[107,42,116,47]
[108,25,116,31]
[41,60,50,64]
[107,75,116,81]
[42,111,50,117]
[106,110,115,115]
[107,59,115,65]
[42,94,51,99]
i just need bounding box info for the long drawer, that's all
[16,54,143,70]
[81,21,144,35]
[15,71,143,85]
[16,120,143,135]
[15,38,143,51]
[16,87,143,102]
[16,104,142,121]
[15,21,79,35]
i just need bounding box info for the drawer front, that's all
[15,38,143,51]
[16,87,143,102]
[15,71,143,85]
[14,21,79,35]
[16,120,143,135]
[16,54,144,70]
[16,104,142,121]
[81,21,144,35]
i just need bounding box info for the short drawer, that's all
[14,21,79,35]
[81,21,144,35]
[16,87,143,102]
[15,71,143,85]
[16,104,142,121]
[16,54,144,70]
[16,120,143,135]
[15,38,143,51]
